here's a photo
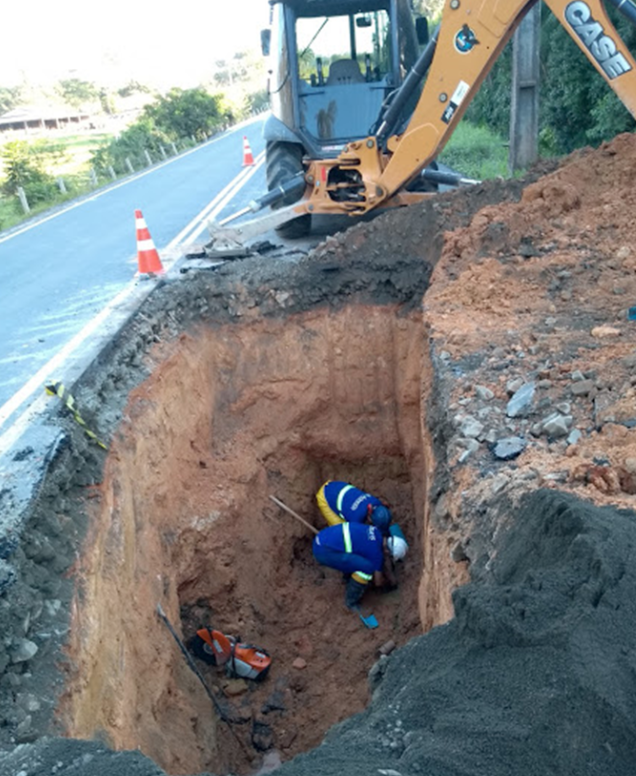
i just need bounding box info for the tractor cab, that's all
[264,0,424,156]
[262,0,426,237]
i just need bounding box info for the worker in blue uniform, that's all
[312,521,397,609]
[316,480,392,532]
[316,480,409,563]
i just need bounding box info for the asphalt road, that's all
[0,118,267,420]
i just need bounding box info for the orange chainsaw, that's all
[189,627,272,682]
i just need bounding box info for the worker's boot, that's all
[345,578,366,609]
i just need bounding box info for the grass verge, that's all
[439,120,510,180]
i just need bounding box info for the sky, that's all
[2,0,270,91]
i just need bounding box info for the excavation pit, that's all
[60,304,431,774]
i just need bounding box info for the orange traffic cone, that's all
[135,209,164,276]
[242,136,255,166]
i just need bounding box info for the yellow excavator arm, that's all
[300,0,636,215]
[208,0,636,252]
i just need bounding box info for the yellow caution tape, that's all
[45,381,107,450]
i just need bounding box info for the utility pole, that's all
[509,3,541,174]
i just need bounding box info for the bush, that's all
[0,140,58,205]
[91,118,169,176]
[465,5,636,155]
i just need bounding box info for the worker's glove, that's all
[345,579,366,610]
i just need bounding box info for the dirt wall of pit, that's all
[58,305,429,773]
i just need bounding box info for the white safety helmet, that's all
[388,535,408,561]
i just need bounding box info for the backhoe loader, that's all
[207,0,636,255]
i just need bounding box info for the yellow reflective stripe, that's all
[336,484,354,517]
[352,571,372,584]
[342,522,353,553]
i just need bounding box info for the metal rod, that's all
[269,495,318,534]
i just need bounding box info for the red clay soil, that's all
[426,133,636,504]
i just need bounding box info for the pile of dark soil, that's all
[276,489,636,776]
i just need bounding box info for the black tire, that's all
[266,141,311,239]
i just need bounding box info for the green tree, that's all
[117,80,151,98]
[99,88,116,115]
[465,4,636,157]
[56,78,99,109]
[141,87,226,140]
[0,86,23,115]
[539,7,636,152]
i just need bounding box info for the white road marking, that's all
[0,146,267,455]
[166,152,265,249]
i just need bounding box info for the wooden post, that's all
[56,177,67,194]
[125,157,135,174]
[170,141,178,155]
[509,3,541,174]
[144,149,153,166]
[159,145,167,159]
[89,168,98,186]
[108,165,116,180]
[16,187,30,214]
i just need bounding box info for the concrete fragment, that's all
[491,474,510,494]
[475,385,494,400]
[507,382,536,418]
[459,417,484,438]
[458,439,480,463]
[594,393,616,426]
[591,325,621,338]
[433,495,451,520]
[542,470,569,483]
[567,429,582,445]
[542,414,573,438]
[368,655,389,692]
[10,639,38,664]
[506,377,525,396]
[571,380,595,396]
[493,436,527,460]
[292,657,307,670]
[571,370,585,381]
[621,353,636,369]
[255,750,283,774]
[379,640,396,656]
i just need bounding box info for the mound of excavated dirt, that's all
[1,134,636,776]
